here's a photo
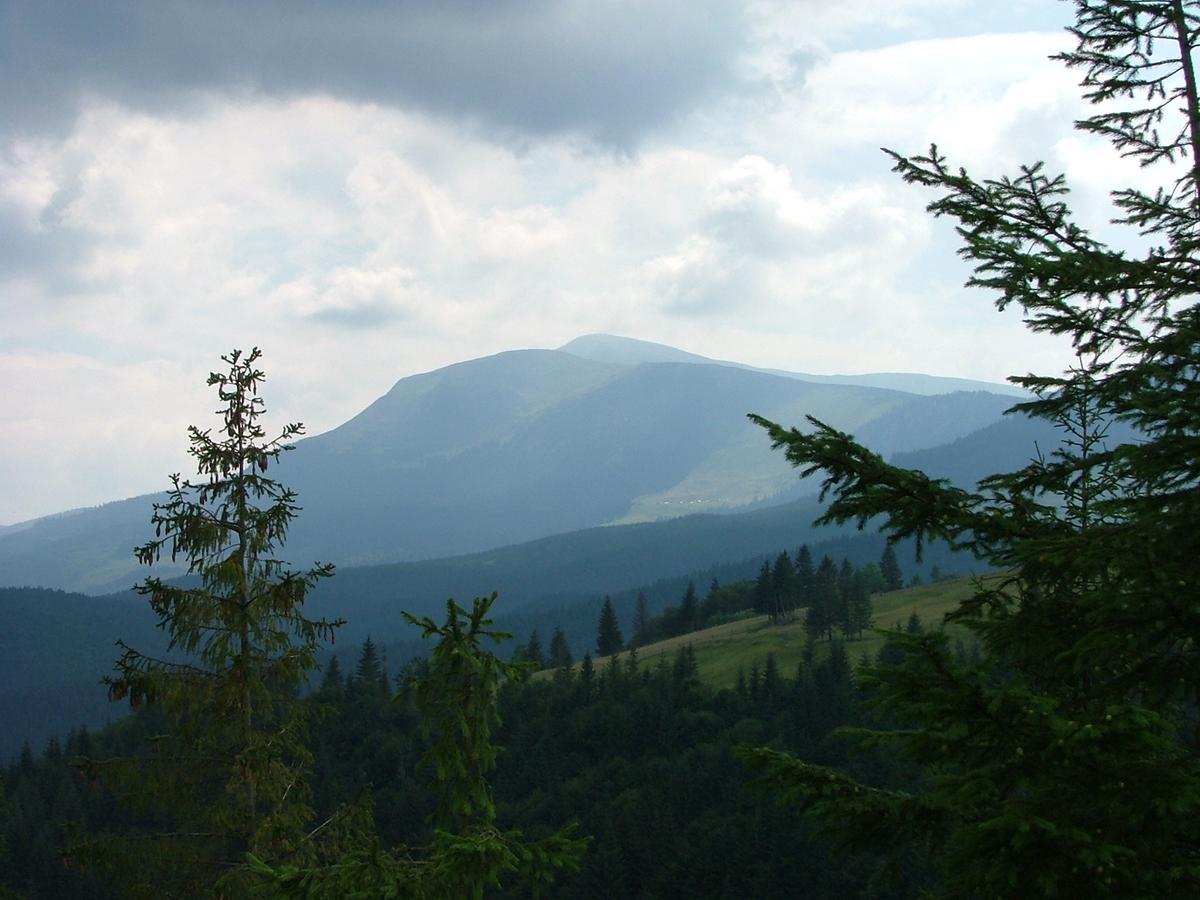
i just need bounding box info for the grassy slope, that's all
[584,574,987,689]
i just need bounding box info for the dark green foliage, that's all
[595,596,624,657]
[256,595,588,898]
[743,3,1200,894]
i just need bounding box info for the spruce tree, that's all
[743,2,1200,894]
[72,348,340,897]
[595,597,624,657]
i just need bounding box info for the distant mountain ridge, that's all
[558,333,1028,397]
[0,335,1021,594]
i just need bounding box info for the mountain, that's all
[0,336,1020,594]
[0,407,1051,759]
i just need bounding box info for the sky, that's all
[0,0,1150,525]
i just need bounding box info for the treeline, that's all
[512,543,919,672]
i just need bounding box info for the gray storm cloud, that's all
[2,0,745,145]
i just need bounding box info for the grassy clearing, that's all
[561,574,994,690]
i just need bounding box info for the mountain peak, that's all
[557,334,712,366]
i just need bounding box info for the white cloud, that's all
[0,1,1131,523]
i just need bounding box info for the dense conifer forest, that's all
[3,617,955,899]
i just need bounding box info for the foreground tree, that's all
[71,348,341,897]
[742,2,1200,895]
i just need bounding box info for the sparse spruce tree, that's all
[743,2,1200,894]
[71,348,341,897]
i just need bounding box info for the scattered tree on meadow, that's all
[744,2,1200,893]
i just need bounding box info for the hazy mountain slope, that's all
[0,339,1019,594]
[0,586,161,757]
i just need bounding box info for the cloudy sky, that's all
[1,0,1146,525]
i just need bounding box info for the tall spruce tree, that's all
[743,2,1200,894]
[72,348,340,897]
